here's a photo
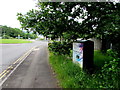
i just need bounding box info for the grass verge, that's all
[49,51,119,88]
[0,39,32,44]
[94,50,113,70]
[49,53,86,88]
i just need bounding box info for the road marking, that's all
[0,65,13,77]
[12,47,35,65]
[0,71,9,80]
[0,70,7,77]
[13,58,21,64]
[0,46,36,77]
[13,52,29,64]
[7,65,12,69]
[33,48,40,51]
[0,46,37,86]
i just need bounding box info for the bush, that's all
[2,35,12,39]
[39,38,44,40]
[48,41,72,55]
[107,49,118,58]
[96,58,120,88]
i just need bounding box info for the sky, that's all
[0,0,118,29]
[0,0,37,29]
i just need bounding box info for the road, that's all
[2,41,58,88]
[0,41,43,73]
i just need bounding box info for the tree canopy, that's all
[17,2,120,53]
[17,2,120,40]
[0,25,38,39]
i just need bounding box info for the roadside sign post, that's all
[73,40,94,72]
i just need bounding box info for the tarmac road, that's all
[2,41,58,88]
[0,41,43,73]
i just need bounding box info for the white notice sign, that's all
[73,43,83,68]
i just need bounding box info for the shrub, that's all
[2,35,12,39]
[48,41,72,55]
[107,49,118,58]
[39,38,44,40]
[97,58,120,88]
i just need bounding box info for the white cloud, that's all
[0,0,37,29]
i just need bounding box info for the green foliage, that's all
[107,49,118,58]
[17,3,80,41]
[48,41,72,55]
[95,58,120,88]
[102,49,120,88]
[0,25,37,39]
[94,50,113,69]
[112,43,120,57]
[39,38,44,40]
[49,52,120,88]
[17,2,120,54]
[2,35,12,39]
[17,2,120,39]
[49,53,88,88]
[0,25,24,38]
[25,33,38,39]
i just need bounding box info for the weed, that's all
[49,51,120,88]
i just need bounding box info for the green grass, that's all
[49,51,118,88]
[0,39,32,44]
[49,53,86,88]
[94,50,113,69]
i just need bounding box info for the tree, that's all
[0,25,38,39]
[17,2,120,53]
[17,2,82,41]
[76,3,120,52]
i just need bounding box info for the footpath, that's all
[1,43,58,88]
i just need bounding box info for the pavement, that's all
[1,42,58,88]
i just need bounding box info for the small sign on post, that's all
[73,40,94,72]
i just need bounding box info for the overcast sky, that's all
[0,0,37,29]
